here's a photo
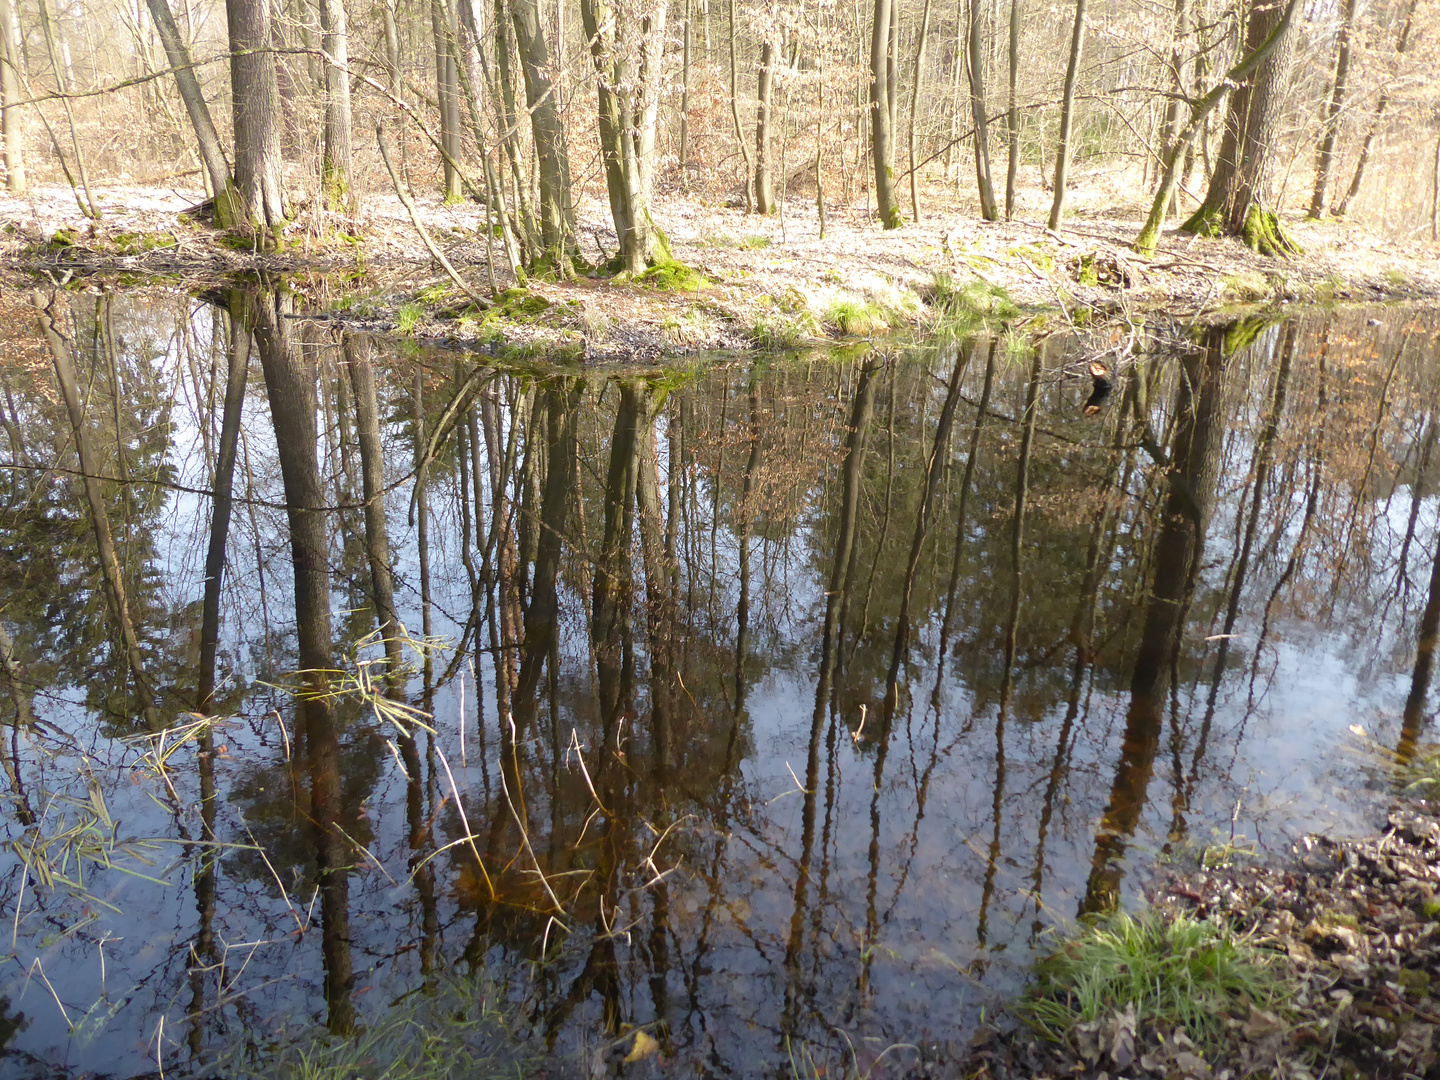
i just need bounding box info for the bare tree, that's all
[0,0,26,192]
[227,0,287,235]
[870,0,901,227]
[580,0,670,270]
[967,0,997,219]
[1046,0,1086,229]
[1178,0,1302,254]
[510,0,576,265]
[319,0,354,210]
[144,0,234,220]
[1307,0,1359,219]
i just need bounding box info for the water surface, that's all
[0,290,1437,1076]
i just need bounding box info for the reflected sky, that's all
[0,290,1437,1076]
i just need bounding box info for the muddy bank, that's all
[2,173,1438,358]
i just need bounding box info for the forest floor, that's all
[1,163,1438,359]
[954,796,1440,1080]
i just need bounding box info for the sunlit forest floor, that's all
[2,162,1437,357]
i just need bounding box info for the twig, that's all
[375,123,491,312]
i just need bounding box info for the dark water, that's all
[0,289,1438,1077]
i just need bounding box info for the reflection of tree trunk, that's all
[197,296,250,712]
[251,287,353,1035]
[635,387,675,780]
[343,334,404,677]
[1179,322,1293,835]
[1399,522,1440,763]
[978,349,1040,946]
[1083,333,1226,915]
[515,381,581,734]
[939,342,996,653]
[593,381,643,737]
[414,369,433,689]
[785,360,875,976]
[735,379,763,708]
[884,348,969,717]
[35,293,159,730]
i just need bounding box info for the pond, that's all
[0,287,1437,1077]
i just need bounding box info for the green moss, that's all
[635,260,707,292]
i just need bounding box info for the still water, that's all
[0,288,1437,1077]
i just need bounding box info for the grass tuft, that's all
[927,272,1019,334]
[824,297,888,336]
[1017,911,1288,1053]
[395,301,424,335]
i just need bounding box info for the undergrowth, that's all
[1017,911,1289,1054]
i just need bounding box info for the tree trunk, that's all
[1307,0,1358,219]
[967,0,997,219]
[580,0,669,271]
[509,0,576,265]
[755,39,775,213]
[227,0,287,236]
[728,0,755,211]
[907,0,932,222]
[1156,0,1189,215]
[679,0,691,172]
[870,0,901,226]
[1178,0,1300,255]
[1336,0,1414,216]
[1046,0,1086,229]
[433,0,463,202]
[0,0,22,193]
[493,0,539,255]
[1133,0,1298,255]
[144,0,234,220]
[319,0,353,210]
[1004,0,1019,218]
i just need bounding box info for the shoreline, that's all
[3,178,1437,359]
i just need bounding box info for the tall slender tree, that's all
[870,0,901,226]
[319,0,354,210]
[1308,0,1360,219]
[0,0,26,193]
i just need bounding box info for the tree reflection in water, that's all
[0,291,1436,1075]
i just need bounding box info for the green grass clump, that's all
[1017,912,1288,1054]
[928,272,1019,334]
[824,297,888,336]
[395,302,425,335]
[636,259,707,292]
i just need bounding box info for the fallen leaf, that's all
[624,1030,660,1064]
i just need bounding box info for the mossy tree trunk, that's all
[1133,0,1297,255]
[1177,0,1300,256]
[319,0,353,212]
